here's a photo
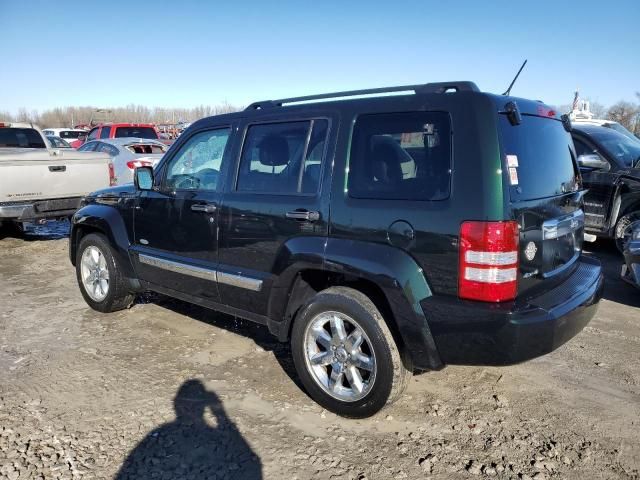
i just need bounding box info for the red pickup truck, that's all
[71,123,160,148]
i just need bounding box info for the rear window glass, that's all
[348,112,451,201]
[499,115,579,201]
[114,127,158,139]
[125,143,167,154]
[59,130,84,139]
[0,128,46,148]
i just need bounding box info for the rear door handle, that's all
[286,210,320,222]
[48,165,66,172]
[191,203,217,213]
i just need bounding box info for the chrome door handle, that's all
[286,210,320,222]
[191,203,217,213]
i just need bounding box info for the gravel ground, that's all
[0,222,639,480]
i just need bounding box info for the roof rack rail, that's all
[245,81,480,110]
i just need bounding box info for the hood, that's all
[86,183,136,200]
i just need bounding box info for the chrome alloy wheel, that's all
[80,246,110,302]
[303,311,376,402]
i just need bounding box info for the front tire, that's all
[291,287,411,418]
[76,233,135,312]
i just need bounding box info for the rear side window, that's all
[348,112,451,201]
[499,115,579,200]
[100,126,111,138]
[236,120,328,194]
[114,127,157,139]
[0,128,46,148]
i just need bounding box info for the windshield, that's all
[604,123,640,144]
[0,128,46,148]
[47,136,72,148]
[591,128,640,168]
[114,127,158,139]
[499,114,579,200]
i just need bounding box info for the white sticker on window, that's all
[509,167,519,185]
[506,154,519,167]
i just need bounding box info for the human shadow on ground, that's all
[115,379,262,480]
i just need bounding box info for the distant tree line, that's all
[2,94,639,135]
[0,102,240,128]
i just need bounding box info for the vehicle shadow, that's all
[143,294,303,389]
[115,379,262,479]
[584,239,640,308]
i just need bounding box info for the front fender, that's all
[70,204,137,282]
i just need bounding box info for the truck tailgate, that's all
[0,151,111,203]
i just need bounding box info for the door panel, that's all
[573,135,616,232]
[218,117,333,315]
[132,126,233,301]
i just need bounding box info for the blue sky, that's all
[1,0,638,113]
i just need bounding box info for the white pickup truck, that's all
[0,122,113,230]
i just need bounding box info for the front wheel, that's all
[615,211,640,253]
[291,287,411,418]
[76,233,135,312]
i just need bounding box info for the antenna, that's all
[502,60,527,96]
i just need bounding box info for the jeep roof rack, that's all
[245,81,480,110]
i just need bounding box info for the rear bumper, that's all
[0,197,82,221]
[421,256,603,366]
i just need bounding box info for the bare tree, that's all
[606,101,640,132]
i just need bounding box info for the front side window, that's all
[87,128,98,141]
[589,128,640,168]
[348,112,451,200]
[165,128,230,191]
[236,119,328,194]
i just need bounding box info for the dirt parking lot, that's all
[0,222,639,480]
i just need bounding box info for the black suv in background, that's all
[571,124,640,251]
[69,82,603,417]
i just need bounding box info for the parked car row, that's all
[0,122,113,230]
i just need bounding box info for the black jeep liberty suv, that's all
[70,81,604,417]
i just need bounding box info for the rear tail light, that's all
[126,160,153,170]
[108,162,116,186]
[459,221,519,302]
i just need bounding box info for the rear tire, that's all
[615,211,640,253]
[76,233,135,312]
[291,286,412,418]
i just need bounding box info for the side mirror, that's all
[134,166,154,190]
[577,154,610,172]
